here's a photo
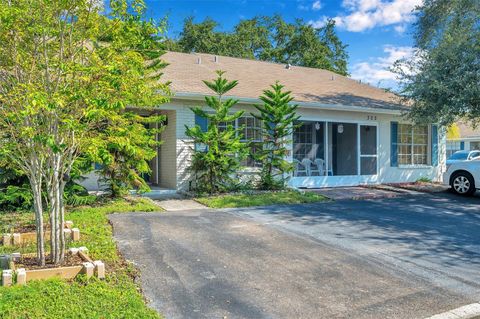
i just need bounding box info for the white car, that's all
[444,160,480,195]
[446,150,480,165]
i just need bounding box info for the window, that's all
[239,116,262,167]
[470,151,480,160]
[397,124,429,165]
[446,141,462,158]
[470,141,480,151]
[216,116,262,167]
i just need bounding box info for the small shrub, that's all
[416,176,432,183]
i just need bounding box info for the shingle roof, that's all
[162,51,406,111]
[457,122,480,139]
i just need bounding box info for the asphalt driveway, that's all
[109,192,480,319]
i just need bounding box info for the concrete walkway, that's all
[155,199,208,211]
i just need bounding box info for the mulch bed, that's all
[9,225,37,233]
[15,253,84,270]
[385,182,448,193]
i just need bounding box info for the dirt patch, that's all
[16,253,84,270]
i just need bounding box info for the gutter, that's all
[172,92,406,116]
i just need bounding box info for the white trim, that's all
[398,165,433,169]
[288,175,378,188]
[447,137,480,142]
[172,92,405,115]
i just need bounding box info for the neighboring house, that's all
[446,122,480,158]
[81,51,446,192]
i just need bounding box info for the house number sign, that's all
[367,115,377,121]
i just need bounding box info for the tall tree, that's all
[185,71,248,194]
[393,0,480,126]
[169,16,349,76]
[0,0,169,265]
[253,82,300,190]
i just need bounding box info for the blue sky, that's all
[143,0,421,89]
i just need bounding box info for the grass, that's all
[196,190,328,208]
[0,197,163,319]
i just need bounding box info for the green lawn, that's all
[0,197,163,319]
[196,190,328,208]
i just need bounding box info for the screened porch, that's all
[292,120,378,178]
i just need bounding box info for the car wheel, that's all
[451,172,476,196]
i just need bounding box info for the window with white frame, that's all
[397,124,429,165]
[238,116,262,167]
[217,116,262,167]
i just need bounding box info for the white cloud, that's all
[312,1,322,10]
[310,0,422,32]
[298,0,322,11]
[350,45,415,87]
[394,24,407,34]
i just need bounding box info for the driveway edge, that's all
[426,303,480,319]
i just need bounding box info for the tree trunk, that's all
[47,154,65,265]
[59,179,66,261]
[48,183,57,264]
[30,178,45,266]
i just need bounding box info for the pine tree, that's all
[186,71,249,194]
[253,82,300,189]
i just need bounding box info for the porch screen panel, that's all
[293,122,314,160]
[329,123,358,176]
[360,125,377,175]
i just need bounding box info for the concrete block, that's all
[16,268,26,286]
[78,246,88,253]
[64,221,74,229]
[93,260,105,279]
[82,262,94,278]
[72,228,80,241]
[69,248,79,255]
[2,270,12,287]
[63,228,72,240]
[12,233,21,246]
[2,234,11,246]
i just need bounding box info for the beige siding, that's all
[175,106,195,191]
[159,110,177,189]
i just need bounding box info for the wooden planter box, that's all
[1,247,105,287]
[1,221,80,246]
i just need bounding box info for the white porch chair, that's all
[311,158,326,176]
[301,158,313,176]
[293,159,305,177]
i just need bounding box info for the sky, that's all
[142,0,422,89]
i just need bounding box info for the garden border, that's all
[1,247,104,287]
[1,220,80,246]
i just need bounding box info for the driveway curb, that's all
[426,303,480,319]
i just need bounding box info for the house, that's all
[81,51,446,192]
[446,122,480,158]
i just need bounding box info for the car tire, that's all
[450,171,476,196]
